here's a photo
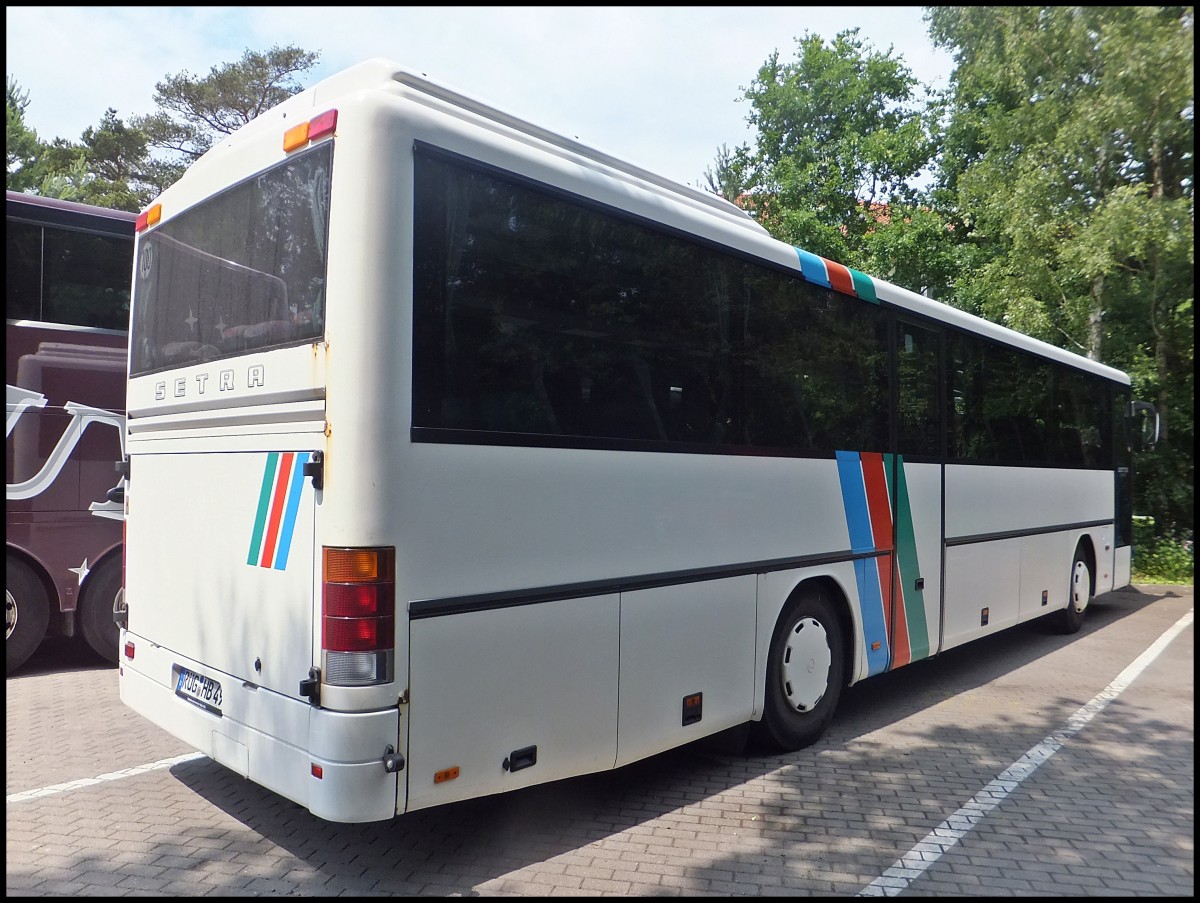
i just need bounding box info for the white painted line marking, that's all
[6,752,207,804]
[858,607,1194,897]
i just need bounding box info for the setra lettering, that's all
[150,365,266,400]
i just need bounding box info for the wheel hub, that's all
[5,589,16,641]
[1072,559,1091,613]
[781,616,831,712]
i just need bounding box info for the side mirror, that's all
[1129,400,1160,449]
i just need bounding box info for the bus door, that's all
[888,318,944,667]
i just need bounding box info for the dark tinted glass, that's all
[6,220,131,328]
[5,220,41,321]
[130,142,332,376]
[42,229,132,329]
[412,148,889,455]
[895,321,941,457]
[950,331,1113,468]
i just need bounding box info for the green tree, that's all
[724,29,937,268]
[134,43,319,186]
[8,44,320,210]
[927,6,1194,538]
[7,76,44,192]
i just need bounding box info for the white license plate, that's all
[175,666,223,716]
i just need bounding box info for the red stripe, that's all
[860,453,894,649]
[864,453,913,667]
[259,452,295,567]
[824,258,857,296]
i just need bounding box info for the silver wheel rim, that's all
[781,616,831,712]
[5,589,16,641]
[1071,559,1091,613]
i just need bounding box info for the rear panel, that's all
[125,442,319,696]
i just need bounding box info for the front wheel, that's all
[1054,546,1092,635]
[7,554,51,675]
[79,554,122,664]
[753,586,846,752]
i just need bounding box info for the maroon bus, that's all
[6,190,136,672]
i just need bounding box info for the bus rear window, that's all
[130,142,332,376]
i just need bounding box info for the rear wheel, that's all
[79,554,122,663]
[7,554,51,675]
[753,585,846,752]
[1054,545,1092,635]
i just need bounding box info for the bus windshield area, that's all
[129,142,332,376]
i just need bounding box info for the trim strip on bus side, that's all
[408,548,883,620]
[944,519,1113,548]
[409,518,1115,620]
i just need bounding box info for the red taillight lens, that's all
[324,616,395,653]
[323,582,394,618]
[308,109,337,140]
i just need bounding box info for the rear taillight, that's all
[322,547,395,686]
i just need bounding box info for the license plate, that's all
[175,666,223,716]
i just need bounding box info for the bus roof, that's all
[7,189,137,237]
[185,59,1130,387]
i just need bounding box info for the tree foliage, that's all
[927,5,1193,537]
[723,30,937,268]
[6,44,319,210]
[134,44,319,184]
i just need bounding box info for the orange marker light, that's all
[283,121,310,152]
[434,766,460,784]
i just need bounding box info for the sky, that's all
[6,6,954,191]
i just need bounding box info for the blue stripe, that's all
[836,451,889,676]
[795,247,831,288]
[836,450,874,553]
[274,452,309,570]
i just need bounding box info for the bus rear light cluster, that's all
[321,546,394,686]
[284,109,338,153]
[134,203,161,233]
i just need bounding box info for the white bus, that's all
[118,59,1156,823]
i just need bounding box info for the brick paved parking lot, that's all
[6,585,1193,896]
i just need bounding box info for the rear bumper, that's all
[118,630,399,823]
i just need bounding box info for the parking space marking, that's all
[6,752,207,804]
[857,608,1194,897]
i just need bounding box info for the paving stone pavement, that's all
[6,585,1193,896]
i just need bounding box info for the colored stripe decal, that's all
[836,451,889,676]
[880,455,912,667]
[247,453,280,565]
[825,259,857,297]
[793,246,879,303]
[861,452,898,664]
[259,452,296,568]
[795,248,831,288]
[247,452,308,571]
[837,451,932,674]
[890,457,930,662]
[274,453,310,570]
[850,268,878,303]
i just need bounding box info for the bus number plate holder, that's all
[175,666,223,717]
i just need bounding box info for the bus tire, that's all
[1054,545,1092,635]
[79,555,122,664]
[754,585,846,752]
[7,554,51,675]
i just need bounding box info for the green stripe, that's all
[850,268,878,303]
[889,455,930,660]
[246,452,279,565]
